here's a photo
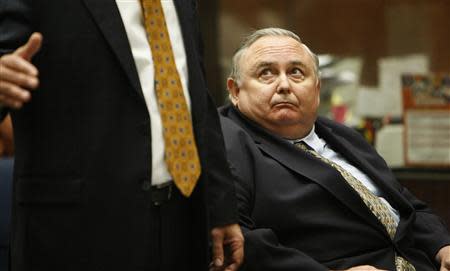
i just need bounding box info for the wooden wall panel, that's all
[399,179,450,228]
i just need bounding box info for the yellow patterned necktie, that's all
[295,141,415,271]
[140,0,201,197]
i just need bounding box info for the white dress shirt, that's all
[115,0,191,185]
[293,126,400,226]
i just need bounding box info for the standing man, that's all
[219,27,450,270]
[0,1,243,270]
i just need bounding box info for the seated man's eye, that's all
[291,68,303,75]
[291,68,305,79]
[258,69,276,82]
[261,69,273,76]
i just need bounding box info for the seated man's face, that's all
[229,36,320,139]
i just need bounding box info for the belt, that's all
[151,181,174,206]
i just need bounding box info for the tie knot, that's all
[294,141,313,152]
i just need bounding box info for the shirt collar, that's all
[290,125,326,153]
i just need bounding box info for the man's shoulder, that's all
[218,104,243,129]
[316,116,350,130]
[218,103,232,119]
[218,104,262,152]
[218,104,249,137]
[316,116,365,140]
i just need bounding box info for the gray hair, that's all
[229,27,319,85]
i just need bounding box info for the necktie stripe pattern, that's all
[140,0,201,197]
[295,142,415,271]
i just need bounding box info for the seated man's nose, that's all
[276,77,290,93]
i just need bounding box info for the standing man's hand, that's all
[210,223,244,271]
[0,32,42,109]
[436,245,450,271]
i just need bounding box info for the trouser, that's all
[148,182,196,271]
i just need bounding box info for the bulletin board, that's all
[402,73,450,167]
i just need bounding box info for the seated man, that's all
[219,27,450,271]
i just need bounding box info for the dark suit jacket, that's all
[0,1,237,270]
[219,104,450,271]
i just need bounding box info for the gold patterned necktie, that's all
[140,0,201,197]
[295,141,415,271]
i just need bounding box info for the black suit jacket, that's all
[0,1,237,270]
[219,104,450,271]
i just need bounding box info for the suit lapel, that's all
[257,135,388,234]
[82,0,144,100]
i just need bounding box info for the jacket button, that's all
[142,181,151,191]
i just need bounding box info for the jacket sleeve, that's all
[204,100,239,227]
[186,1,238,227]
[0,0,33,55]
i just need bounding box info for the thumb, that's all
[15,32,43,61]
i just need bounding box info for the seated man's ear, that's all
[227,77,239,106]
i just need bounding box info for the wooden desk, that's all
[394,168,450,228]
